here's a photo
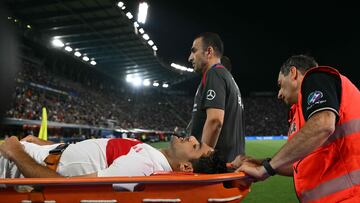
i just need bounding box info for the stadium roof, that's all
[4,0,360,94]
[4,0,193,86]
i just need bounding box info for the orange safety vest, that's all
[287,66,360,203]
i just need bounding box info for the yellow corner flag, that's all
[38,107,48,141]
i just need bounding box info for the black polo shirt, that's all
[189,64,245,162]
[301,71,341,121]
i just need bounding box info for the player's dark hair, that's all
[190,151,228,174]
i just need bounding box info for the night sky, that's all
[126,0,360,95]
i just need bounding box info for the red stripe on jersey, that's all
[106,138,142,166]
[201,64,225,86]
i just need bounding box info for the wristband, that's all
[262,158,277,176]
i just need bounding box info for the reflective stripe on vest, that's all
[302,169,360,202]
[325,118,360,145]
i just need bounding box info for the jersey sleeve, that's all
[202,69,226,110]
[97,151,154,191]
[301,72,341,121]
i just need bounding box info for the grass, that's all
[151,140,299,203]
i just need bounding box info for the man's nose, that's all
[188,136,198,144]
[188,55,193,63]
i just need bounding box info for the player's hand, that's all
[21,135,52,145]
[21,134,39,143]
[0,136,24,160]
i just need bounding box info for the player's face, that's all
[277,71,298,105]
[170,136,213,161]
[188,37,207,73]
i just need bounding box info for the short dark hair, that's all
[196,32,224,57]
[221,56,232,72]
[280,55,318,76]
[190,151,227,174]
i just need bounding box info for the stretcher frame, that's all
[0,172,250,203]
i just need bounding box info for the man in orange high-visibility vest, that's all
[231,55,360,203]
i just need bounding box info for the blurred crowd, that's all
[5,61,288,135]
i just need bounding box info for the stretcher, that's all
[0,172,250,203]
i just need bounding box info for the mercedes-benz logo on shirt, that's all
[206,89,216,100]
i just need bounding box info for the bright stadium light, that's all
[117,1,124,7]
[52,38,64,47]
[143,79,150,86]
[82,56,89,61]
[142,34,149,40]
[152,45,157,51]
[134,22,140,28]
[64,46,73,52]
[90,60,97,65]
[153,82,159,87]
[126,12,133,19]
[74,51,81,57]
[137,2,148,24]
[171,63,194,72]
[132,76,142,87]
[126,75,133,82]
[138,28,144,34]
[162,83,169,88]
[26,24,32,29]
[121,6,126,10]
[148,40,154,46]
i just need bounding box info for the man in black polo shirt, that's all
[187,32,245,162]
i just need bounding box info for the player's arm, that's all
[0,136,62,178]
[201,108,224,147]
[21,135,55,145]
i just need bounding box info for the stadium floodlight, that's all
[90,60,97,65]
[142,34,150,40]
[137,2,148,24]
[153,82,159,87]
[64,46,73,52]
[143,79,150,86]
[7,17,12,20]
[148,40,154,46]
[82,56,89,61]
[121,6,126,10]
[162,83,169,88]
[26,25,31,29]
[117,1,124,7]
[152,45,157,51]
[52,38,64,47]
[171,63,194,72]
[126,75,133,82]
[74,51,81,57]
[14,19,18,23]
[134,22,139,28]
[126,12,133,19]
[138,28,145,34]
[132,76,142,87]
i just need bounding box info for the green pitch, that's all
[151,140,298,203]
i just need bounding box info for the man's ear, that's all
[179,162,194,172]
[206,46,214,58]
[289,66,298,80]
